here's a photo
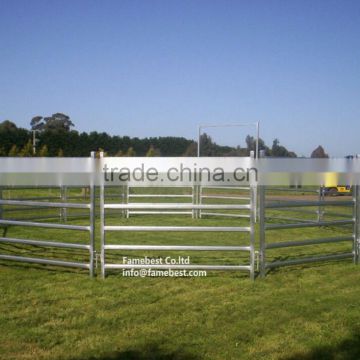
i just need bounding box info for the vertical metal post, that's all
[126,184,130,218]
[198,185,202,219]
[258,149,266,277]
[0,187,3,220]
[89,151,96,277]
[353,185,359,264]
[59,186,62,221]
[250,150,257,223]
[358,186,360,265]
[317,185,324,222]
[259,185,266,277]
[99,152,106,278]
[196,124,202,218]
[60,186,67,222]
[249,151,256,280]
[255,121,259,158]
[32,130,38,155]
[122,185,126,217]
[192,185,196,219]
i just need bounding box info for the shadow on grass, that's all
[76,343,201,360]
[283,333,360,360]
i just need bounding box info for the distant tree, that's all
[0,147,6,156]
[245,135,271,156]
[126,147,136,156]
[183,142,197,156]
[115,149,125,157]
[146,145,161,157]
[199,133,217,156]
[0,120,18,131]
[30,113,74,132]
[151,136,192,156]
[311,145,328,158]
[0,120,29,155]
[19,140,33,157]
[0,118,302,158]
[30,116,44,131]
[8,145,19,156]
[271,139,296,157]
[57,148,64,157]
[245,135,256,153]
[38,145,49,157]
[225,145,248,156]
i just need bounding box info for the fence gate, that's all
[99,157,257,279]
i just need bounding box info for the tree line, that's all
[0,113,302,157]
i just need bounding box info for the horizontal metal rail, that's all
[0,219,90,231]
[6,195,100,201]
[3,206,54,212]
[7,196,64,201]
[265,253,353,268]
[1,185,86,189]
[266,187,319,193]
[13,210,128,222]
[0,237,90,250]
[266,200,353,208]
[265,236,354,249]
[0,254,90,269]
[265,216,318,223]
[128,186,193,189]
[105,245,251,251]
[201,195,250,200]
[273,208,320,214]
[105,264,251,271]
[201,186,250,190]
[0,199,90,209]
[10,214,88,222]
[269,208,351,218]
[128,194,192,198]
[268,197,321,202]
[104,226,251,232]
[104,203,251,210]
[200,212,250,218]
[127,211,193,215]
[265,219,353,230]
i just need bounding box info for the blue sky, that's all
[1,0,359,156]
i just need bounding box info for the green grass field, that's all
[0,187,359,359]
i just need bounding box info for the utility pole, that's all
[32,130,38,155]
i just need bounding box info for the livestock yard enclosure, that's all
[1,157,360,360]
[0,184,358,279]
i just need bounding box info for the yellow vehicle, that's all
[323,172,351,196]
[323,185,351,196]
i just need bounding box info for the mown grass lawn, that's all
[1,257,360,360]
[0,188,360,359]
